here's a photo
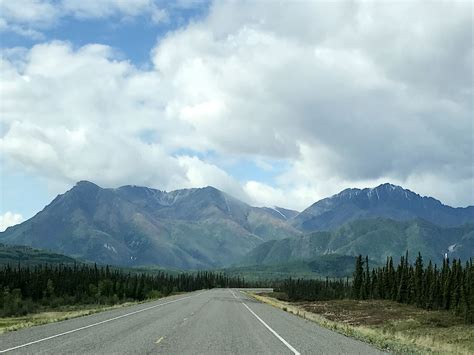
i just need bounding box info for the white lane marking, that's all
[0,291,206,354]
[229,290,300,355]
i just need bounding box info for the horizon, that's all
[1,1,473,230]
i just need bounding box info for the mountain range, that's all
[1,181,472,270]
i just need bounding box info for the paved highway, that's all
[0,289,384,354]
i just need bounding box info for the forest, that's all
[278,253,473,324]
[0,264,247,317]
[1,253,472,324]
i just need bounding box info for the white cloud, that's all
[1,121,187,189]
[0,18,44,40]
[0,211,24,232]
[177,155,249,202]
[150,7,168,24]
[0,0,55,39]
[0,0,170,38]
[243,181,289,209]
[61,0,156,19]
[0,0,58,25]
[1,1,472,212]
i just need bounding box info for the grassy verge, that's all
[0,302,141,334]
[0,292,188,334]
[249,292,474,354]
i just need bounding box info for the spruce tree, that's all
[414,252,423,307]
[424,260,434,310]
[352,255,364,300]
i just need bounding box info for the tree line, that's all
[0,263,247,317]
[277,253,473,323]
[279,277,350,302]
[353,253,473,322]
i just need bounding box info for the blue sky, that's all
[0,0,472,230]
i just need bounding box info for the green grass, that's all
[251,293,474,354]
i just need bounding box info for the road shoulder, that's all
[247,292,418,353]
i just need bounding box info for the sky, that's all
[0,0,473,231]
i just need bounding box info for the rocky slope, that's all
[0,181,299,269]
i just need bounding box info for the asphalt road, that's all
[0,289,384,354]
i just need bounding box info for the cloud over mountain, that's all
[0,211,23,232]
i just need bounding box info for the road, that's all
[0,289,384,354]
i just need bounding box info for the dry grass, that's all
[250,293,474,354]
[0,292,190,334]
[0,302,138,334]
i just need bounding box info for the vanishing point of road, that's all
[0,289,384,354]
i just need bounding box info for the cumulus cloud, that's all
[0,41,232,195]
[0,212,24,231]
[0,1,472,210]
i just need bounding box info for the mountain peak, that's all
[74,180,100,189]
[293,183,474,232]
[335,183,415,201]
[200,185,221,193]
[375,182,401,190]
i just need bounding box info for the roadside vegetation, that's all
[0,301,142,334]
[252,293,473,354]
[278,253,473,323]
[251,252,473,353]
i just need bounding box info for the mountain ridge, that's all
[0,181,300,269]
[1,181,472,270]
[291,183,474,232]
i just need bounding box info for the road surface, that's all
[0,289,384,354]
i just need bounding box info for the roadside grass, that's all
[250,292,474,354]
[0,302,140,334]
[0,291,190,334]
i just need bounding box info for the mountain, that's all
[242,218,474,266]
[260,207,299,220]
[0,244,77,266]
[1,181,472,271]
[0,181,299,269]
[292,183,474,232]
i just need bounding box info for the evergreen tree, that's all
[424,260,434,309]
[352,255,364,300]
[414,252,423,307]
[397,254,408,303]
